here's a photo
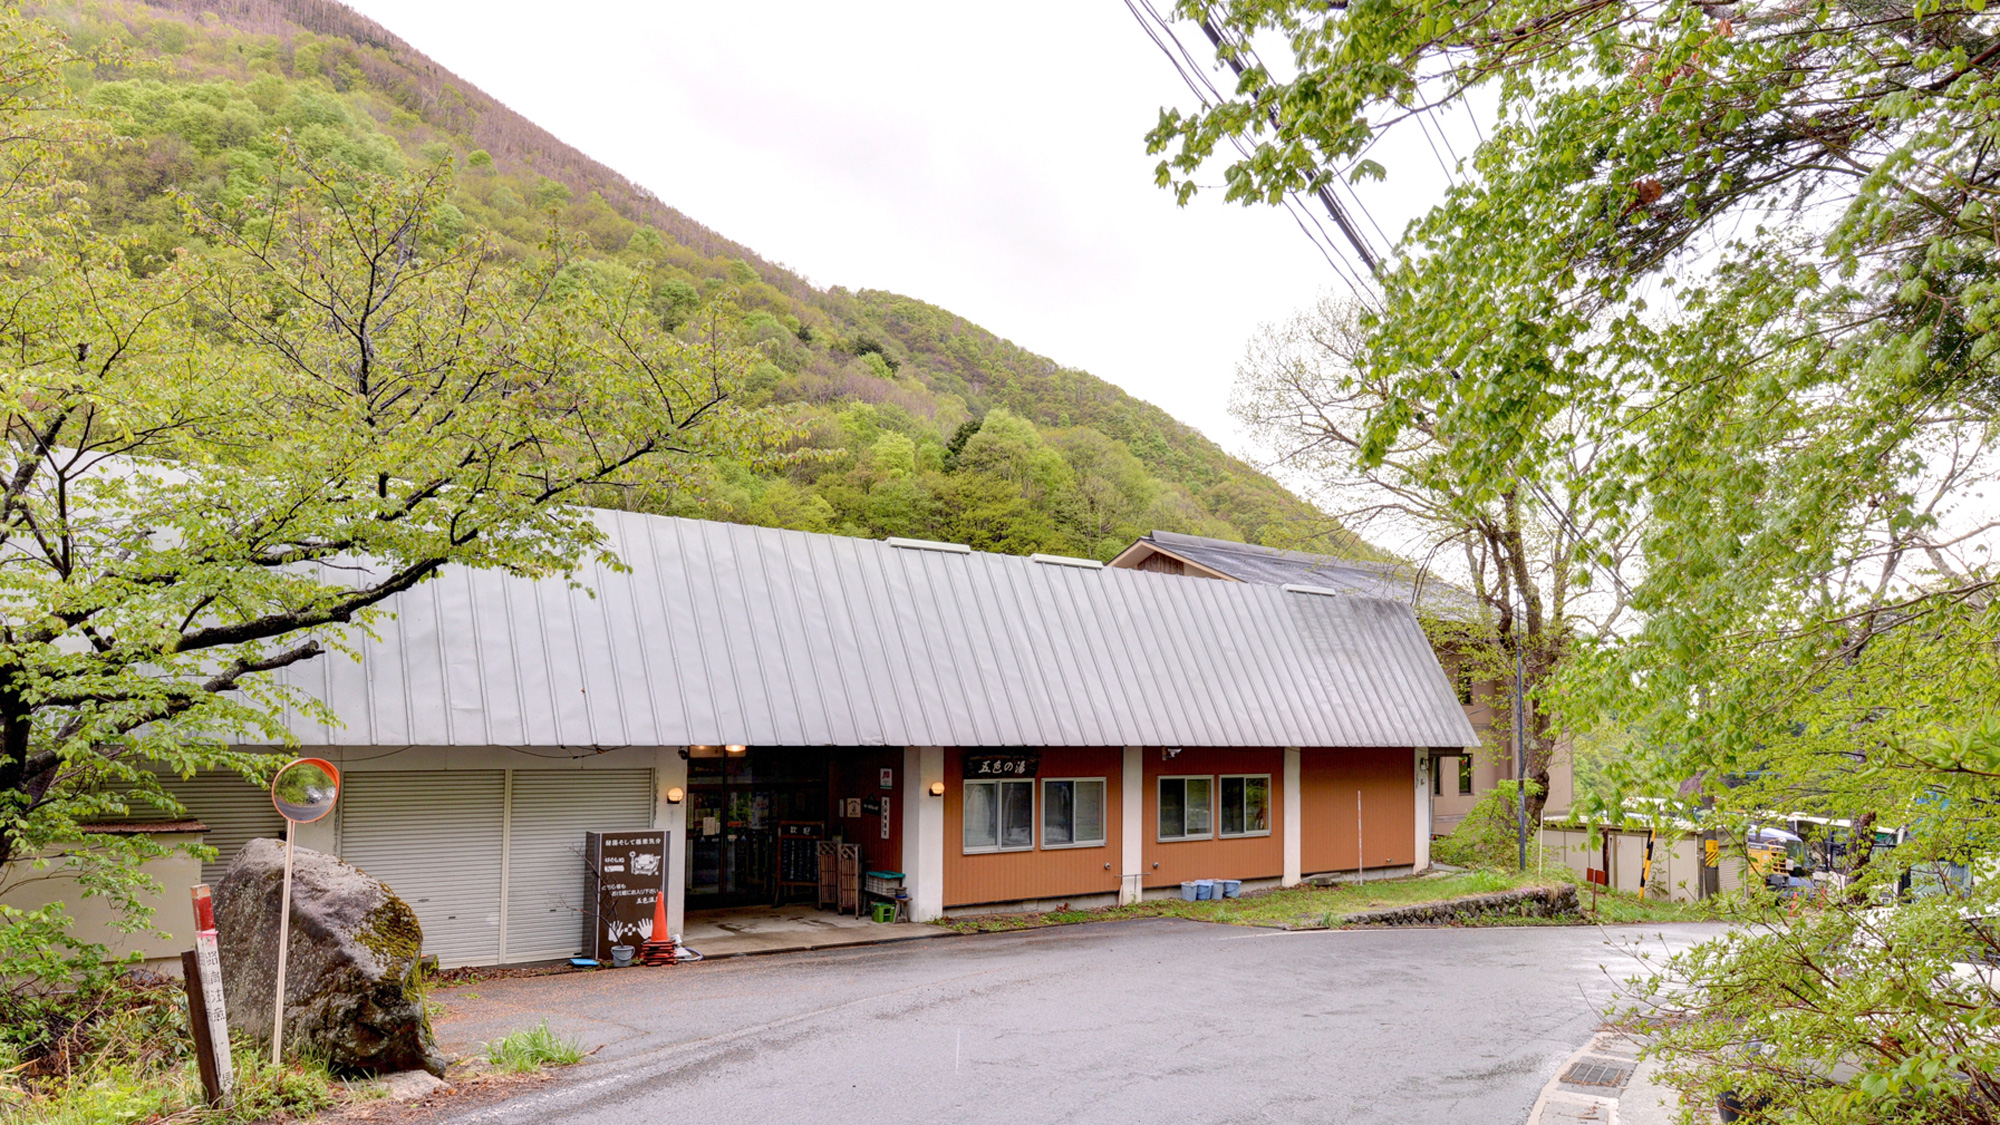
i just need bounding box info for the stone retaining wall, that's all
[1342,884,1579,927]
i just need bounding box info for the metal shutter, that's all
[505,770,655,962]
[159,772,288,886]
[338,771,505,968]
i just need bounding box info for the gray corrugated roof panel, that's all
[270,512,1478,750]
[1140,529,1485,620]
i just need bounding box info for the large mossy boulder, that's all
[214,838,446,1076]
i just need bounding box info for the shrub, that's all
[1432,780,1545,869]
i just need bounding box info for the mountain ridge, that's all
[39,0,1376,561]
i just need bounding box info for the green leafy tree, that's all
[0,126,765,993]
[1150,1,2000,1118]
[1232,298,1634,820]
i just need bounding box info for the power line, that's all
[1188,12,1383,276]
[1124,0,1381,302]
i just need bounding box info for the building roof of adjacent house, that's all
[1108,530,1484,620]
[268,512,1480,751]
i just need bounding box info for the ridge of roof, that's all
[1139,530,1482,618]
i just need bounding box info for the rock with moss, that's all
[214,838,446,1076]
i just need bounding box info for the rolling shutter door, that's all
[505,770,655,962]
[339,771,505,968]
[160,772,288,885]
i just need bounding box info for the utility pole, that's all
[1514,635,1528,871]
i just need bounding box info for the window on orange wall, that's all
[1219,775,1271,837]
[963,779,1033,854]
[1459,755,1474,796]
[1157,776,1213,841]
[1041,778,1105,848]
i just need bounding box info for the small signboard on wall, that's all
[966,751,1039,778]
[879,768,894,790]
[584,831,666,961]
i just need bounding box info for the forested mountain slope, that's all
[37,0,1361,560]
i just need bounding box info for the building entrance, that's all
[685,746,830,907]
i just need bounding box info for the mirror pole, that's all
[271,816,296,1066]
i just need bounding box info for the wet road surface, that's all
[431,918,1727,1125]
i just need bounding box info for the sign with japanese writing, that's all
[966,751,1039,778]
[585,831,666,961]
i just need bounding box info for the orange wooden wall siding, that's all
[943,747,1125,908]
[1142,747,1285,889]
[1299,747,1415,874]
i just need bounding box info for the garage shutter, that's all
[158,772,288,885]
[505,770,655,962]
[339,771,505,968]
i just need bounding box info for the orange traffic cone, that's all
[639,892,675,966]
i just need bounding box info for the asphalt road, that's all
[431,919,1728,1125]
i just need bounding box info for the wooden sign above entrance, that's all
[966,751,1039,779]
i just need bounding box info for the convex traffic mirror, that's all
[270,757,340,823]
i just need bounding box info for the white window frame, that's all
[962,778,1035,854]
[1157,775,1214,842]
[1040,777,1107,849]
[1218,774,1273,839]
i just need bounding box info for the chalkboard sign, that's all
[584,830,666,961]
[966,751,1039,778]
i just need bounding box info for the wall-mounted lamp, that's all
[677,747,690,760]
[725,744,748,756]
[1162,747,1182,760]
[666,786,685,804]
[928,781,945,797]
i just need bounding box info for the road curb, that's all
[1526,1031,1711,1125]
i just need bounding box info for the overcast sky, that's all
[343,1,1454,459]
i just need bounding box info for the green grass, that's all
[485,1021,585,1074]
[0,1045,336,1125]
[943,868,1756,934]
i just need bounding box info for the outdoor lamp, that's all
[725,744,747,755]
[666,786,685,804]
[928,781,945,797]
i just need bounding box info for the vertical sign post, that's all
[267,758,341,1066]
[184,885,234,1105]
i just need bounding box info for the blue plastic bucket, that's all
[1194,879,1216,901]
[1220,879,1242,899]
[1180,881,1198,901]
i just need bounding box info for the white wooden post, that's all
[1283,748,1302,886]
[1120,747,1143,904]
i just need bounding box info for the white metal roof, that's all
[270,512,1479,750]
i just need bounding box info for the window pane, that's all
[1159,778,1185,839]
[1074,781,1104,845]
[1184,777,1212,836]
[1001,780,1034,848]
[1459,755,1474,796]
[1245,777,1269,833]
[1044,780,1074,845]
[964,781,998,849]
[1220,777,1245,836]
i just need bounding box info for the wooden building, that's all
[136,514,1476,966]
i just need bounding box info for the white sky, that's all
[342,1,1458,460]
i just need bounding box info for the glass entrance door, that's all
[685,746,829,908]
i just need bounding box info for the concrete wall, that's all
[0,833,205,971]
[1540,824,1712,904]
